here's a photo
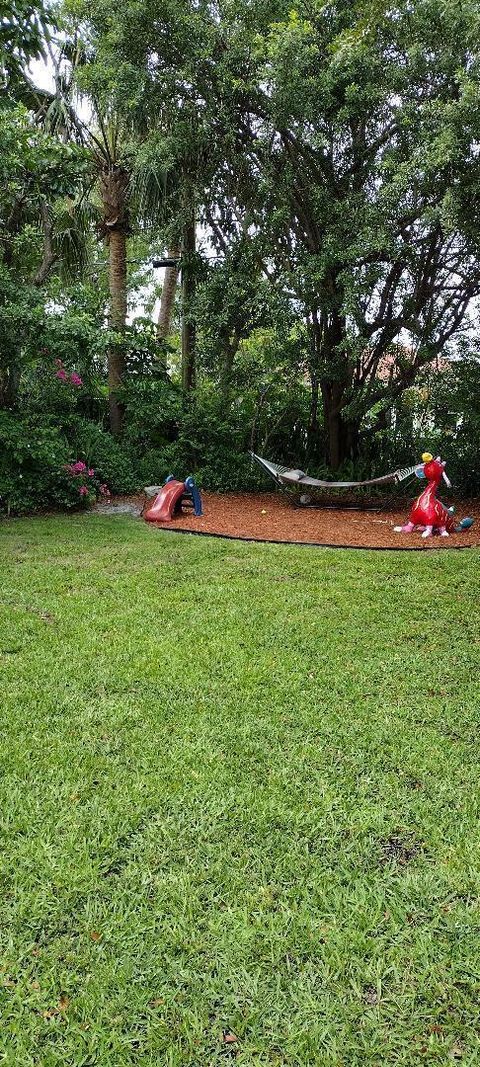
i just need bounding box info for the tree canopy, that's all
[1,0,480,514]
[70,0,480,464]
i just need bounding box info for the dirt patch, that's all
[136,490,480,551]
[379,833,424,866]
[94,502,143,517]
[363,986,379,1006]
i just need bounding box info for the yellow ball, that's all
[421,452,433,463]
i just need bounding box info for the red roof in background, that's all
[375,345,450,381]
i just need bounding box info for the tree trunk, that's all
[157,248,180,339]
[306,314,324,461]
[99,163,130,436]
[219,329,241,404]
[108,227,127,435]
[306,371,320,460]
[32,202,57,286]
[321,382,350,470]
[181,202,196,393]
[0,365,20,410]
[321,384,361,470]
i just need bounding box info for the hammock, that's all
[250,452,418,491]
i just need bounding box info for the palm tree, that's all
[40,64,154,432]
[3,21,172,431]
[157,250,180,340]
[93,115,131,434]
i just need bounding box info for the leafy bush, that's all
[67,419,138,494]
[122,376,182,452]
[130,378,310,492]
[133,445,187,488]
[362,359,480,496]
[0,410,136,515]
[427,359,480,495]
[0,413,89,514]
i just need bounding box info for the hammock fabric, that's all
[250,453,418,491]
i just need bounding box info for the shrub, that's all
[122,377,183,450]
[0,413,90,514]
[0,413,123,515]
[363,359,480,496]
[67,420,139,494]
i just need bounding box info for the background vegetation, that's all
[1,0,480,514]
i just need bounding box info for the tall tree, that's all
[0,102,89,408]
[95,119,131,434]
[41,38,168,433]
[206,0,480,466]
[63,0,218,397]
[63,0,480,467]
[181,191,196,392]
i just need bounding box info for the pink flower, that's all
[88,468,95,478]
[56,369,67,381]
[66,460,87,477]
[99,484,110,497]
[70,372,83,387]
[79,485,89,497]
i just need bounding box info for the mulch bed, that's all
[108,490,480,551]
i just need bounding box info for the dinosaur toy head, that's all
[419,452,452,488]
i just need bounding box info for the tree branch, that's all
[32,202,58,286]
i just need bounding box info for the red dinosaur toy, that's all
[395,453,473,538]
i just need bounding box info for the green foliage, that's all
[1,277,106,411]
[101,0,480,464]
[357,359,480,496]
[122,376,182,447]
[2,0,480,508]
[0,412,80,513]
[68,419,138,493]
[0,293,139,512]
[121,353,310,491]
[0,106,87,202]
[0,106,90,276]
[425,358,480,495]
[0,265,44,408]
[0,407,139,514]
[0,0,50,94]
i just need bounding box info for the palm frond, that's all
[134,159,172,228]
[53,198,99,283]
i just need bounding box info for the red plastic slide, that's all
[144,480,186,522]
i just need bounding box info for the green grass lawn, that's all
[1,515,480,1066]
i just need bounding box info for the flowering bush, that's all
[55,360,83,387]
[63,459,110,507]
[0,412,113,516]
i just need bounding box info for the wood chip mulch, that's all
[139,490,480,551]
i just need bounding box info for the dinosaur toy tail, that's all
[455,517,474,533]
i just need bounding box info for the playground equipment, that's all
[251,452,420,505]
[394,453,473,538]
[144,475,202,523]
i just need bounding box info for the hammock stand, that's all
[250,452,418,509]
